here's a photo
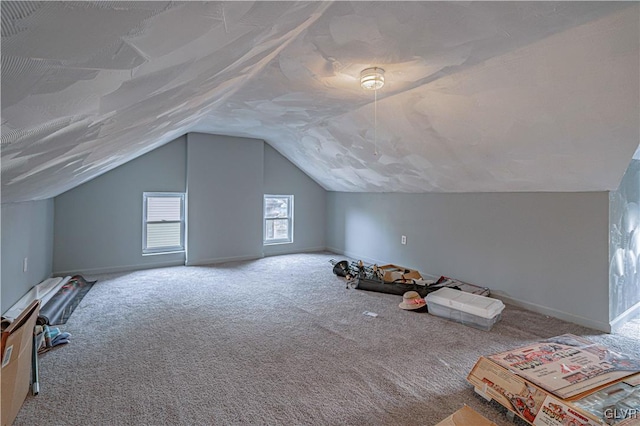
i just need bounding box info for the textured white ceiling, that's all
[1,1,639,203]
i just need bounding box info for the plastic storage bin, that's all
[426,287,505,331]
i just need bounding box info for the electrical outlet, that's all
[23,257,28,273]
[401,235,407,245]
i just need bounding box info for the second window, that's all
[264,195,293,245]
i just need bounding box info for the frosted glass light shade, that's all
[360,67,385,90]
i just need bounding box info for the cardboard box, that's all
[1,300,40,426]
[467,356,640,426]
[378,264,422,282]
[435,405,498,425]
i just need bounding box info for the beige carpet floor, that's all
[14,252,639,425]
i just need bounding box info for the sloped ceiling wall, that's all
[1,1,638,203]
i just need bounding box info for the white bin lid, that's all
[426,287,505,319]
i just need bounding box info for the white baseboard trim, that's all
[54,260,186,276]
[493,292,611,333]
[185,253,264,266]
[610,300,640,333]
[325,247,386,266]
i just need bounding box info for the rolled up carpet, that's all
[38,275,96,326]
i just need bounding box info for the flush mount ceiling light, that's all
[360,67,385,90]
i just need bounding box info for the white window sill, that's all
[264,241,293,246]
[143,250,185,256]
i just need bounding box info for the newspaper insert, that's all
[488,334,640,400]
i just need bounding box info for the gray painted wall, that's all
[609,159,640,328]
[1,199,54,313]
[53,137,187,274]
[327,192,610,331]
[186,133,264,265]
[52,132,325,273]
[263,144,326,256]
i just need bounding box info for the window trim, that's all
[263,194,294,245]
[142,192,185,255]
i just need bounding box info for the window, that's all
[143,192,185,254]
[264,195,293,245]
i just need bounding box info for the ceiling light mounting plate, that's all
[360,67,385,90]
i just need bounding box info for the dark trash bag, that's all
[355,277,435,298]
[332,260,350,277]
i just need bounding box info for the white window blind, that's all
[146,222,182,249]
[143,193,185,254]
[146,197,182,222]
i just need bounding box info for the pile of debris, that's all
[331,259,505,331]
[331,259,489,297]
[36,324,71,354]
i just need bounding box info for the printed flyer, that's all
[533,396,600,426]
[488,334,640,399]
[468,357,547,423]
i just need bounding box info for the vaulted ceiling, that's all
[2,1,639,203]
